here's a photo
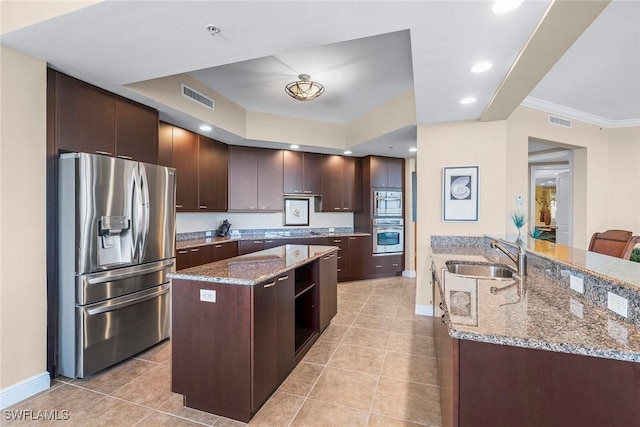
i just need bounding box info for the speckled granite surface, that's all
[431,241,640,363]
[168,245,338,285]
[176,230,370,250]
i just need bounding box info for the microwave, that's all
[373,191,402,217]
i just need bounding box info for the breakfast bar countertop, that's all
[431,242,640,363]
[168,244,337,285]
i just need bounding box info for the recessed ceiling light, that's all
[460,97,477,105]
[206,25,221,36]
[199,125,212,132]
[409,148,418,153]
[492,0,523,14]
[344,150,352,155]
[290,144,300,149]
[471,62,493,73]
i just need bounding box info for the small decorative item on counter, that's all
[529,228,543,239]
[511,211,527,241]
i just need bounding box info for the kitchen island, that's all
[431,236,640,427]
[168,244,338,423]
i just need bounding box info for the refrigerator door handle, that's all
[86,284,170,316]
[85,259,174,285]
[138,163,151,261]
[131,166,141,260]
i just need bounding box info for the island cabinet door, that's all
[171,279,252,422]
[252,277,278,410]
[276,273,295,382]
[318,250,338,331]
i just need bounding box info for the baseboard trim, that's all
[0,372,50,410]
[402,270,416,278]
[415,304,433,316]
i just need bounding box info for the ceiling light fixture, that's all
[460,97,477,105]
[199,125,212,132]
[344,150,352,155]
[290,144,300,149]
[285,74,325,101]
[471,62,493,73]
[492,0,523,14]
[409,147,418,153]
[206,25,221,36]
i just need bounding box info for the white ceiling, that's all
[1,0,638,157]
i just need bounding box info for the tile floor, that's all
[5,276,442,426]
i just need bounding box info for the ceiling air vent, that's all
[548,115,571,128]
[181,84,215,111]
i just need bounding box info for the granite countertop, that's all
[431,245,640,363]
[169,244,338,285]
[176,232,371,250]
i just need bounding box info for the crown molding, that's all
[521,97,640,128]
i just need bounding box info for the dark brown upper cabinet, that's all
[54,71,158,163]
[115,97,158,164]
[318,155,362,212]
[370,156,404,189]
[198,135,228,212]
[55,72,116,156]
[171,126,199,211]
[283,151,321,195]
[159,123,228,212]
[228,146,283,212]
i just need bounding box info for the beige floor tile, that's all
[308,367,378,411]
[395,304,421,319]
[71,395,153,427]
[12,384,104,416]
[136,411,209,426]
[330,311,358,327]
[387,332,436,358]
[213,417,247,426]
[302,340,341,365]
[381,352,438,385]
[352,314,396,332]
[367,413,429,427]
[112,365,173,409]
[371,377,442,426]
[290,399,368,427]
[134,338,172,365]
[337,299,366,313]
[328,344,386,375]
[277,362,325,397]
[391,317,434,337]
[341,327,390,350]
[360,301,399,317]
[249,391,304,426]
[157,393,220,425]
[317,324,350,343]
[73,357,158,395]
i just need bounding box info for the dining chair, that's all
[588,230,639,260]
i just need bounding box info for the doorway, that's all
[528,138,573,246]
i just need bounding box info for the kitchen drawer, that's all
[370,254,403,275]
[176,245,215,270]
[238,239,265,255]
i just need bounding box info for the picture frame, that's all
[442,166,479,222]
[284,198,309,226]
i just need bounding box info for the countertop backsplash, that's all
[177,227,355,241]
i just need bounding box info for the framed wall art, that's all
[284,198,309,226]
[442,166,479,222]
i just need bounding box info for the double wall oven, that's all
[372,190,404,254]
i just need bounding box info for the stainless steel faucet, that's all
[490,239,526,275]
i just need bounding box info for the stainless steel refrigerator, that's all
[58,152,176,378]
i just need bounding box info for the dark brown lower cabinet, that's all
[176,241,238,270]
[172,249,338,423]
[433,290,640,426]
[370,253,403,276]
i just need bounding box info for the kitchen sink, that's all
[446,261,516,279]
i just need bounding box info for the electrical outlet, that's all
[607,292,628,318]
[200,289,216,303]
[329,228,335,232]
[205,230,212,237]
[569,274,584,293]
[607,319,628,344]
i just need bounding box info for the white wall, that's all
[0,46,49,404]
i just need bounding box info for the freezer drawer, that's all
[62,284,170,378]
[77,258,174,305]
